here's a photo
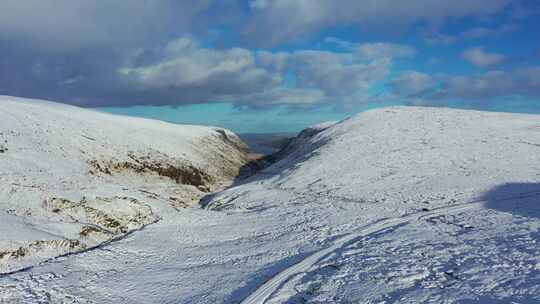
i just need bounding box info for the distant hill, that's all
[239,133,296,155]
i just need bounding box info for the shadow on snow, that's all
[481,182,540,219]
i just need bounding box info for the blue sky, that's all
[1,1,539,133]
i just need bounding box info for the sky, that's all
[1,1,539,133]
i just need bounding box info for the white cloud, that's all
[390,71,436,97]
[324,37,355,49]
[257,51,290,72]
[462,47,507,67]
[245,0,514,45]
[391,67,540,104]
[324,39,416,61]
[425,33,458,45]
[117,38,399,108]
[426,23,519,44]
[119,38,281,102]
[438,71,515,99]
[257,49,394,96]
[356,43,416,60]
[461,23,519,39]
[324,39,416,60]
[249,0,271,9]
[239,88,326,107]
[292,51,391,95]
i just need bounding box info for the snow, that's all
[0,95,249,274]
[1,99,540,303]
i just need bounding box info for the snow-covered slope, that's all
[1,104,540,303]
[0,96,250,274]
[210,107,540,303]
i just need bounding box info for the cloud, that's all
[462,47,507,67]
[436,71,515,100]
[324,38,416,60]
[130,37,406,108]
[86,38,395,108]
[323,37,355,49]
[356,43,416,60]
[249,0,271,9]
[391,67,540,105]
[0,0,412,110]
[0,33,400,108]
[0,1,534,112]
[120,38,279,94]
[108,38,284,107]
[0,1,248,107]
[426,23,519,44]
[237,88,326,108]
[257,48,395,97]
[256,51,290,72]
[461,23,519,39]
[425,33,458,45]
[291,51,391,95]
[244,0,514,46]
[0,1,214,52]
[389,71,436,97]
[247,47,397,108]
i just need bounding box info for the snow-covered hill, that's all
[1,101,540,303]
[0,96,250,274]
[212,107,540,303]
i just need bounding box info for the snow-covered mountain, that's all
[1,98,540,303]
[0,96,250,274]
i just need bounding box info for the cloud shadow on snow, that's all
[481,182,540,219]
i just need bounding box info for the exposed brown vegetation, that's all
[88,152,214,188]
[0,239,82,261]
[44,196,155,235]
[79,226,105,237]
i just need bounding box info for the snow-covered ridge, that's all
[205,106,540,303]
[0,96,250,274]
[212,106,540,211]
[1,102,540,303]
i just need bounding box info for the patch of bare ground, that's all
[0,239,84,274]
[0,239,82,260]
[88,151,214,190]
[1,195,159,274]
[43,196,158,235]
